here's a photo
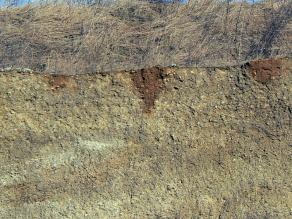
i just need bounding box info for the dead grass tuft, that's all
[0,0,291,74]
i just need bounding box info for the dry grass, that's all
[0,0,291,74]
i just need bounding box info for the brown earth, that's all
[131,67,165,113]
[248,58,283,83]
[46,75,78,91]
[0,58,291,218]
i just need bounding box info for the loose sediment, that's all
[0,58,291,218]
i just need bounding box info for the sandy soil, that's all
[0,58,291,218]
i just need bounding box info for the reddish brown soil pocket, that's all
[131,67,165,113]
[46,75,78,91]
[248,58,282,83]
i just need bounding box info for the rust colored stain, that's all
[46,75,78,91]
[131,67,165,113]
[248,58,282,83]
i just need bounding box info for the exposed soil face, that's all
[248,58,283,83]
[0,59,291,218]
[131,66,164,113]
